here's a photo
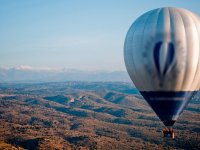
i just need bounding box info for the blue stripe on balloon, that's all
[153,41,162,76]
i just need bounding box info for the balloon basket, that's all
[163,127,175,139]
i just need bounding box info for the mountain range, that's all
[0,66,131,83]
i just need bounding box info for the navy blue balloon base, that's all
[140,91,197,127]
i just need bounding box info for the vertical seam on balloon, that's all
[155,8,162,90]
[176,9,188,91]
[187,13,200,91]
[129,11,154,90]
[163,8,170,77]
[163,8,173,78]
[131,13,148,89]
[140,10,156,91]
[124,20,138,84]
[168,8,177,91]
[170,8,186,91]
[124,16,141,87]
[185,13,199,91]
[179,10,199,91]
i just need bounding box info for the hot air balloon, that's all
[124,7,200,138]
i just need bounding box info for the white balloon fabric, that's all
[124,7,200,126]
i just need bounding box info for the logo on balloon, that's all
[153,41,175,78]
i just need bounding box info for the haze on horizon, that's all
[0,0,199,71]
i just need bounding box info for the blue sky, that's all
[0,0,199,71]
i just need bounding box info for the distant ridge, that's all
[0,67,131,83]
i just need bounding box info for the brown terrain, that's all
[0,82,199,150]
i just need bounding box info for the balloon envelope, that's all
[124,7,200,126]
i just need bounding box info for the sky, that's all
[0,0,200,71]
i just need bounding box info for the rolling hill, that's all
[0,82,199,149]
